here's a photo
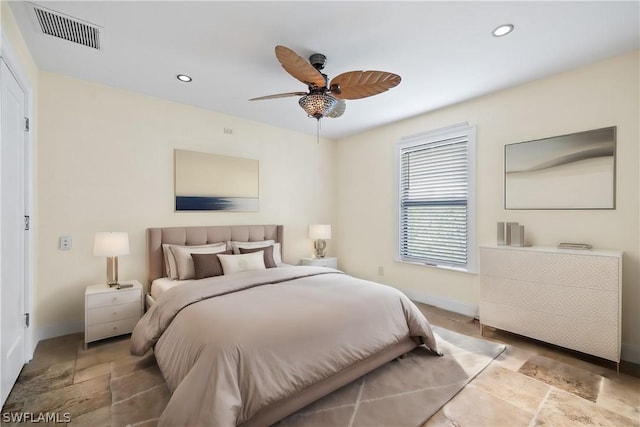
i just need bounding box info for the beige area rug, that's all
[110,326,505,427]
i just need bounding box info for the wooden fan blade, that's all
[249,91,307,101]
[327,99,346,118]
[329,71,401,100]
[275,45,326,88]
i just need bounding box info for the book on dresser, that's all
[479,245,622,363]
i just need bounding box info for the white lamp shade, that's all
[309,224,331,240]
[93,232,129,257]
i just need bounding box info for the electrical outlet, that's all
[60,236,72,250]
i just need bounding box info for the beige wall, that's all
[36,72,335,338]
[335,52,640,361]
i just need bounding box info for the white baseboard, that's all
[400,288,478,318]
[36,320,83,343]
[621,342,640,365]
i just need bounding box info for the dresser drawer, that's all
[87,288,140,309]
[479,276,618,322]
[86,317,139,342]
[479,301,619,361]
[87,302,141,326]
[480,248,619,291]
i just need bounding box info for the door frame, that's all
[1,29,35,362]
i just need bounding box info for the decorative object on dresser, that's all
[479,245,622,368]
[557,242,593,250]
[497,221,519,245]
[309,224,331,258]
[301,256,337,269]
[504,126,616,210]
[509,223,526,247]
[84,280,143,350]
[93,232,129,287]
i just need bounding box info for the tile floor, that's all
[1,303,638,426]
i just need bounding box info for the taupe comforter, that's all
[131,266,439,427]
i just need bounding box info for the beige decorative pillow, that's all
[230,241,282,264]
[217,251,266,275]
[170,243,228,280]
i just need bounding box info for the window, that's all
[396,123,476,272]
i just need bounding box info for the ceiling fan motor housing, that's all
[309,53,327,70]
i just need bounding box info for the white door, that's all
[0,59,26,406]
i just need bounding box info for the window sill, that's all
[394,258,477,275]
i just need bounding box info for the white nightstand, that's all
[84,280,143,350]
[301,257,338,269]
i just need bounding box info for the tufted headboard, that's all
[146,225,284,284]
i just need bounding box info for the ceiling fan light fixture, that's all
[298,93,338,120]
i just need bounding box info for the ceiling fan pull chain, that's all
[316,119,321,144]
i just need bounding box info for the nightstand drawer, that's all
[87,288,140,309]
[87,302,141,326]
[86,317,139,342]
[301,257,338,269]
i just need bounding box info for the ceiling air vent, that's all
[33,6,101,50]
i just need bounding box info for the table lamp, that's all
[93,232,129,287]
[309,224,331,258]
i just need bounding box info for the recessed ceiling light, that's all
[176,74,192,82]
[492,24,514,37]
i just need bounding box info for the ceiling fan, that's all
[249,45,401,121]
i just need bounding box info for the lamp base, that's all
[106,256,120,287]
[313,239,327,258]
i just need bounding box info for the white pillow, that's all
[229,240,275,254]
[230,240,282,264]
[218,251,266,275]
[170,243,228,280]
[162,244,176,278]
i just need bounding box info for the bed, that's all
[132,225,439,427]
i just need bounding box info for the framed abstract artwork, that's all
[174,149,259,211]
[504,127,616,210]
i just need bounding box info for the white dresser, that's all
[84,280,143,349]
[479,245,621,362]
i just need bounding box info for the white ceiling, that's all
[9,1,640,139]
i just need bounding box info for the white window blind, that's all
[397,124,475,271]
